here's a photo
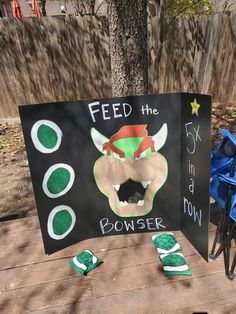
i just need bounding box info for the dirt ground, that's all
[0,104,235,221]
[0,122,36,220]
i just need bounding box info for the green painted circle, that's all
[37,124,58,149]
[52,209,73,236]
[31,120,62,153]
[43,163,75,198]
[47,167,70,195]
[47,205,76,240]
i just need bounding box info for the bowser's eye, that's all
[135,151,147,160]
[112,152,125,161]
[135,148,152,160]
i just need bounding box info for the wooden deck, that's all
[0,213,236,314]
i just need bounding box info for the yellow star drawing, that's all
[191,98,200,116]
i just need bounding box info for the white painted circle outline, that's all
[47,205,76,240]
[31,120,63,153]
[42,163,75,198]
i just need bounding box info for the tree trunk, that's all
[108,0,148,97]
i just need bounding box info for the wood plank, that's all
[0,230,186,270]
[0,263,235,314]
[1,225,231,294]
[1,217,235,314]
[22,285,236,314]
[0,214,218,252]
[1,223,224,293]
[24,284,236,314]
[1,232,211,292]
[0,222,220,271]
[0,228,42,253]
[0,216,220,270]
[0,215,39,231]
[24,300,236,314]
[0,216,40,254]
[0,217,40,252]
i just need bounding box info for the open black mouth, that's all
[113,179,150,206]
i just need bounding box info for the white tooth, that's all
[137,200,144,206]
[120,201,128,207]
[142,181,150,189]
[113,184,120,191]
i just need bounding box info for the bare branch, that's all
[160,0,205,48]
[167,0,202,27]
[226,1,236,11]
[95,0,106,15]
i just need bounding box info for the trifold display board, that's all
[19,93,211,259]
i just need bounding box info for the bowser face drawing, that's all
[90,124,168,217]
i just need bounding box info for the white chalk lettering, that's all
[88,101,133,122]
[188,160,195,176]
[100,217,113,234]
[194,209,202,227]
[189,178,195,195]
[99,217,166,234]
[183,197,202,227]
[112,103,122,119]
[88,101,100,123]
[124,220,135,231]
[123,103,132,117]
[140,104,159,116]
[101,104,110,120]
[155,218,166,229]
[137,218,146,229]
[185,123,202,154]
[146,218,156,230]
[194,125,202,143]
[115,221,123,232]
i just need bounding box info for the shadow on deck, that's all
[0,203,235,314]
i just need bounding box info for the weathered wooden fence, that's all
[149,14,236,102]
[0,16,111,118]
[0,14,236,118]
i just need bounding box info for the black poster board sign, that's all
[19,93,211,259]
